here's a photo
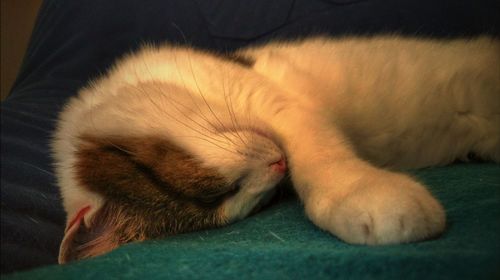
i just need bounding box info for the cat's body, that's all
[52,35,500,263]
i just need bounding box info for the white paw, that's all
[311,174,446,245]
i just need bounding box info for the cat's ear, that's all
[58,203,122,264]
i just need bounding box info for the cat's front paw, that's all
[310,174,446,245]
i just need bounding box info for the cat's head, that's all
[55,81,287,263]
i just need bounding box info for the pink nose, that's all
[270,158,287,173]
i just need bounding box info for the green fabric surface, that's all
[6,163,500,279]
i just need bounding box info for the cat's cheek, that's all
[309,175,446,245]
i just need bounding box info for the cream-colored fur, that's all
[53,36,500,246]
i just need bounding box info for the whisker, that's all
[221,63,248,146]
[85,85,131,154]
[170,23,224,131]
[172,23,240,147]
[130,82,231,147]
[171,44,216,128]
[167,39,242,148]
[82,83,139,156]
[135,58,224,138]
[176,135,242,156]
[22,162,54,176]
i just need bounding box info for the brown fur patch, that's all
[68,135,237,261]
[76,135,236,206]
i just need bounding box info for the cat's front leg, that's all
[277,116,446,244]
[300,162,446,245]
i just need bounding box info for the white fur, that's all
[53,36,500,244]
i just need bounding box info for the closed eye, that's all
[196,182,241,207]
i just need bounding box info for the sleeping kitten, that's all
[52,36,500,263]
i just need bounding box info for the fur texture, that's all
[52,36,500,263]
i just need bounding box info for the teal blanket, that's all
[6,163,500,279]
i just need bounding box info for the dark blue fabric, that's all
[1,0,499,274]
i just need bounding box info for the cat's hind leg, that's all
[469,115,500,163]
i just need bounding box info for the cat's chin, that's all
[222,187,278,222]
[221,160,286,222]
